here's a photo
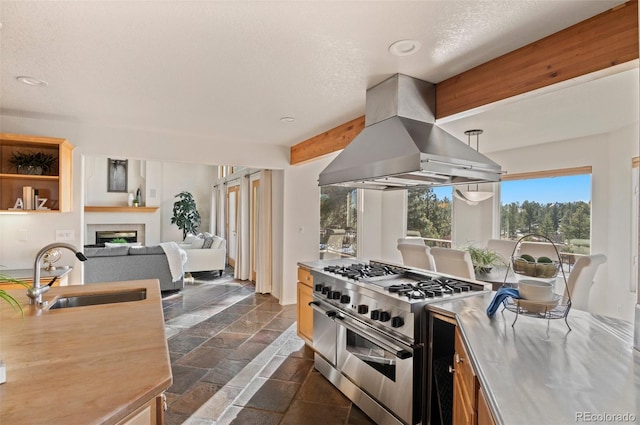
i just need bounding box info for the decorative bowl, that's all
[511,257,560,279]
[518,279,555,302]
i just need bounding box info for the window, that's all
[500,167,592,260]
[320,186,358,258]
[406,187,452,246]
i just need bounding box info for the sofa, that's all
[179,233,227,276]
[83,245,184,292]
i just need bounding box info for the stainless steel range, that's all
[309,260,487,425]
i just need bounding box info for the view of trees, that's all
[320,179,591,257]
[320,186,357,256]
[500,200,591,253]
[407,188,451,243]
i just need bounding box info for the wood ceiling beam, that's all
[290,116,365,165]
[290,0,638,165]
[436,0,638,119]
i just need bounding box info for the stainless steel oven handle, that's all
[335,315,412,360]
[308,301,337,318]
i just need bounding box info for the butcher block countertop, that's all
[0,279,172,425]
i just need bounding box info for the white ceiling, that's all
[0,1,636,155]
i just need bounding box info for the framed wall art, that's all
[108,158,128,192]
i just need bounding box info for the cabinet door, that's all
[478,387,497,425]
[297,281,313,343]
[453,372,475,425]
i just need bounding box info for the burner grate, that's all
[324,263,403,281]
[387,278,474,300]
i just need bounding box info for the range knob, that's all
[391,316,404,328]
[314,284,324,292]
[321,286,331,295]
[340,294,351,304]
[370,310,380,320]
[379,311,391,322]
[329,291,341,300]
[357,304,369,314]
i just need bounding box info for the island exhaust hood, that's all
[318,74,502,190]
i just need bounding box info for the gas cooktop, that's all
[321,261,485,301]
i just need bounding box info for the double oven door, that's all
[311,296,417,425]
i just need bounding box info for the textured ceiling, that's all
[0,1,635,154]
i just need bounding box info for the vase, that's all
[127,193,134,207]
[17,165,43,175]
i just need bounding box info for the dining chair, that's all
[486,239,518,264]
[430,247,475,280]
[519,241,560,261]
[397,237,426,246]
[565,254,607,311]
[397,243,435,271]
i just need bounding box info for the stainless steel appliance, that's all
[318,74,502,191]
[310,260,487,425]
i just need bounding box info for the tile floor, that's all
[162,270,376,425]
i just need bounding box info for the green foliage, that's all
[0,272,30,317]
[463,246,505,273]
[171,191,201,240]
[407,188,451,242]
[110,238,128,243]
[500,200,590,247]
[9,150,57,174]
[320,187,357,230]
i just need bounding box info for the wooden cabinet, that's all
[297,267,314,344]
[0,133,74,212]
[117,394,165,425]
[452,327,479,425]
[478,387,497,425]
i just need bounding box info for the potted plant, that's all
[8,150,57,175]
[464,246,506,274]
[171,191,201,240]
[0,273,29,317]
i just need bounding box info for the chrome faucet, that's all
[28,243,88,306]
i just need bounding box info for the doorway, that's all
[227,185,239,267]
[251,178,260,281]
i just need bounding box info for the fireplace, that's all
[85,223,146,247]
[96,230,138,245]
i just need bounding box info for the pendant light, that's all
[454,130,495,206]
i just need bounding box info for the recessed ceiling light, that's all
[388,39,421,57]
[280,117,296,123]
[17,76,48,86]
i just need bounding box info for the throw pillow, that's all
[202,236,214,249]
[212,238,225,249]
[190,238,205,250]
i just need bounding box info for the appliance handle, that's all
[309,301,337,318]
[351,351,396,366]
[335,315,413,360]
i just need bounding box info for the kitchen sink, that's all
[48,289,147,309]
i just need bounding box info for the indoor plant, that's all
[0,272,29,316]
[171,191,201,240]
[464,246,506,274]
[8,150,57,175]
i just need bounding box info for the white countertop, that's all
[429,293,640,425]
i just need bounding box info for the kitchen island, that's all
[0,279,172,425]
[429,292,640,425]
[299,258,639,425]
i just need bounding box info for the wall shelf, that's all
[84,206,158,213]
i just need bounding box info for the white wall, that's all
[279,154,336,304]
[159,161,216,242]
[452,182,498,247]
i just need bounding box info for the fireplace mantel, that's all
[85,206,158,213]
